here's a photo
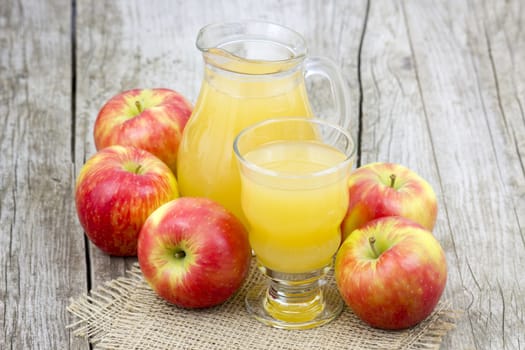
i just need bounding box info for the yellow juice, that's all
[177,64,313,225]
[240,140,351,274]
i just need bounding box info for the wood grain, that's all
[0,1,88,349]
[400,0,524,348]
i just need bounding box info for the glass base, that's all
[245,265,343,330]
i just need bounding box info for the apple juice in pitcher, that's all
[177,21,351,224]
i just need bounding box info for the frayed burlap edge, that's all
[67,262,460,350]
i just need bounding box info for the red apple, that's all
[137,197,251,308]
[335,216,447,330]
[341,162,437,242]
[75,145,179,256]
[94,88,193,172]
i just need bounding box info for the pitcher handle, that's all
[304,57,351,132]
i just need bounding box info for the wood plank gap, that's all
[356,0,370,167]
[71,0,77,165]
[83,234,93,350]
[83,235,92,293]
[71,5,94,346]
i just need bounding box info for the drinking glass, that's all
[233,117,356,329]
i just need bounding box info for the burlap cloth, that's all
[67,260,458,350]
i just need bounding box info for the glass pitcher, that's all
[177,21,351,224]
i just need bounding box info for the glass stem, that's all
[263,270,326,323]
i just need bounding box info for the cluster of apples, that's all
[75,88,251,308]
[75,88,447,329]
[334,162,447,330]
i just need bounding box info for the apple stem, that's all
[135,100,143,113]
[389,174,396,188]
[174,250,186,259]
[369,237,379,258]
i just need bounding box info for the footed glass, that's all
[234,118,356,329]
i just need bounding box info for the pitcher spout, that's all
[196,21,307,75]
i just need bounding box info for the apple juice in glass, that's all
[234,118,356,329]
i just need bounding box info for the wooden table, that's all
[1,0,524,348]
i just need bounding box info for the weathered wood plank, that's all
[478,0,525,248]
[359,5,467,350]
[0,1,88,349]
[360,0,525,347]
[75,0,367,288]
[359,2,473,348]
